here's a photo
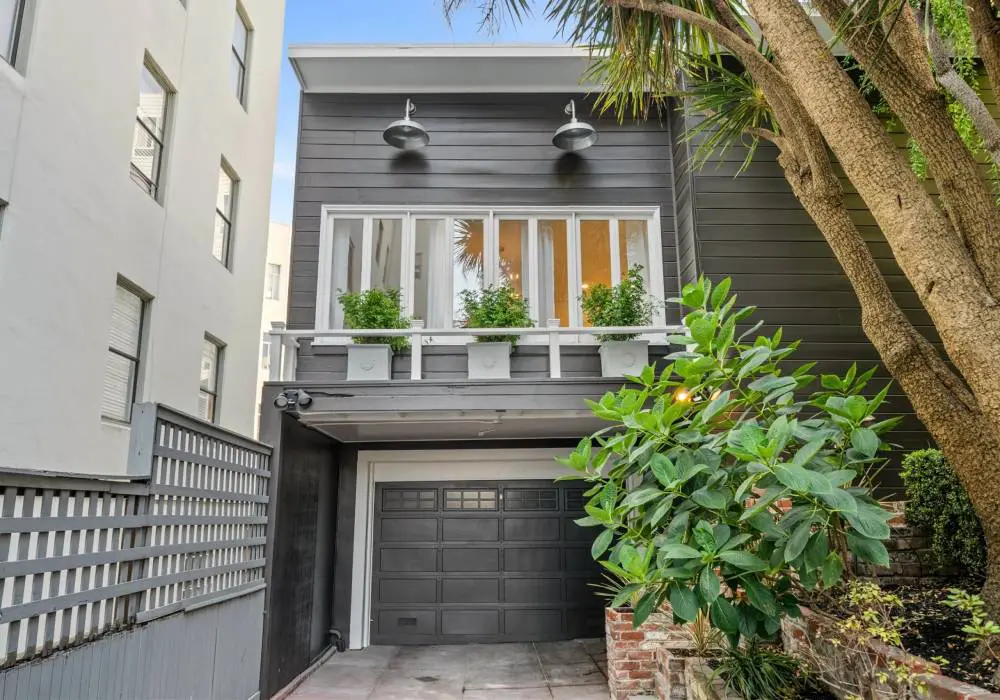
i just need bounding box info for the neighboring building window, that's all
[317,208,665,335]
[261,333,271,370]
[130,61,170,199]
[102,282,147,422]
[213,164,237,267]
[199,336,223,422]
[1,0,25,65]
[231,5,250,105]
[265,263,281,300]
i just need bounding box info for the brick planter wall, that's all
[606,607,691,700]
[653,648,740,700]
[783,608,1000,699]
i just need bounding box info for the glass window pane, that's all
[452,218,484,325]
[137,66,167,139]
[618,220,650,287]
[329,218,364,328]
[198,391,215,422]
[1,0,22,63]
[413,218,447,328]
[110,285,143,356]
[231,55,245,101]
[200,339,219,392]
[370,218,402,292]
[233,13,249,59]
[580,220,612,325]
[102,352,137,421]
[498,219,528,299]
[537,219,570,327]
[213,214,231,263]
[130,122,161,187]
[217,169,234,217]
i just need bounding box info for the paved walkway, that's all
[287,638,609,699]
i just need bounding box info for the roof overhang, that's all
[288,44,602,93]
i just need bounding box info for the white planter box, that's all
[466,341,512,380]
[346,344,393,381]
[599,340,650,378]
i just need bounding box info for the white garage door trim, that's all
[350,447,578,649]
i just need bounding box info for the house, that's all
[0,0,284,476]
[257,221,292,434]
[258,44,933,696]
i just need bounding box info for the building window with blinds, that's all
[102,281,147,422]
[130,59,171,200]
[199,336,223,423]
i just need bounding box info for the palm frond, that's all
[443,0,533,32]
[680,53,776,172]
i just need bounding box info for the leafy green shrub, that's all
[564,275,899,646]
[714,640,804,700]
[581,264,654,341]
[901,449,986,578]
[338,288,410,352]
[458,284,532,347]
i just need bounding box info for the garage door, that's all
[371,480,605,645]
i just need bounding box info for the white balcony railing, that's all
[267,320,686,381]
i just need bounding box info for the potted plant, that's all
[458,284,532,379]
[338,288,409,381]
[581,264,655,377]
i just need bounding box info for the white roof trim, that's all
[288,43,602,94]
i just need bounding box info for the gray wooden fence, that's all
[0,403,271,700]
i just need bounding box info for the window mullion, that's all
[402,213,415,317]
[485,210,498,287]
[609,216,621,286]
[527,217,540,324]
[569,213,582,328]
[445,216,455,328]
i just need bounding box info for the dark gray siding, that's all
[669,102,699,288]
[680,136,934,490]
[288,93,678,330]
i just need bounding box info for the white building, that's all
[257,221,291,434]
[0,0,284,475]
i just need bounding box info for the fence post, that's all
[547,319,562,379]
[268,322,285,381]
[410,320,424,381]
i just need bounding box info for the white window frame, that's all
[315,205,666,345]
[265,263,281,300]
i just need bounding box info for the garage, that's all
[370,479,605,645]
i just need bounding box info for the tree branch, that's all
[966,0,1000,100]
[919,10,1000,169]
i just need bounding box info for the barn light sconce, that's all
[383,99,430,150]
[552,99,598,152]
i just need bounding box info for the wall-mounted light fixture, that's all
[274,389,313,411]
[552,99,598,152]
[383,98,430,150]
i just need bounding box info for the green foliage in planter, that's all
[714,640,805,700]
[458,284,532,347]
[581,265,654,342]
[563,275,900,646]
[338,288,410,352]
[900,448,986,579]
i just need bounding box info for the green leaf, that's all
[610,583,641,609]
[843,395,868,422]
[660,543,702,560]
[844,501,892,540]
[804,531,829,572]
[665,511,690,542]
[710,596,740,634]
[584,504,612,525]
[718,550,769,572]
[818,488,858,515]
[747,374,796,394]
[645,495,676,528]
[774,464,812,493]
[690,317,715,347]
[699,566,721,604]
[822,552,845,587]
[650,453,677,487]
[633,591,658,627]
[785,520,813,563]
[669,585,700,622]
[620,544,643,575]
[693,520,717,551]
[701,390,731,423]
[747,512,783,538]
[681,281,707,309]
[592,529,614,560]
[826,470,857,487]
[846,532,890,566]
[621,487,663,508]
[850,428,880,458]
[574,515,603,527]
[692,486,729,510]
[791,437,826,468]
[820,374,843,390]
[737,346,771,381]
[742,575,778,616]
[710,277,732,309]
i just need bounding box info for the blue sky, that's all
[269,0,563,223]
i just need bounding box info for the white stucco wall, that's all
[0,0,284,475]
[256,221,291,434]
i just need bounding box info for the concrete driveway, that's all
[287,638,609,699]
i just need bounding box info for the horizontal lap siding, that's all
[289,93,677,331]
[683,132,935,491]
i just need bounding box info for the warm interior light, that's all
[581,283,590,290]
[674,387,691,403]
